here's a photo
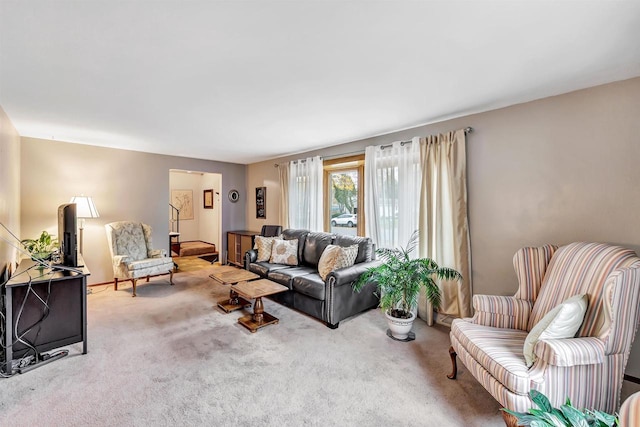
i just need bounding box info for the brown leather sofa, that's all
[245,229,380,328]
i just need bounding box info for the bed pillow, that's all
[270,238,299,266]
[254,235,277,262]
[318,244,359,281]
[523,294,588,367]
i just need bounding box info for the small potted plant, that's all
[353,230,461,340]
[21,230,59,261]
[502,389,618,426]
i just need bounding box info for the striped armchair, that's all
[620,391,640,427]
[447,242,640,422]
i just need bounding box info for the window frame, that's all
[323,155,365,236]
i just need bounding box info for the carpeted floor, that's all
[1,266,637,427]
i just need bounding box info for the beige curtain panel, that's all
[277,164,290,230]
[417,129,472,326]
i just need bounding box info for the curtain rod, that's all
[380,126,473,150]
[274,127,473,167]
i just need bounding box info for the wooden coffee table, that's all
[209,266,260,313]
[233,279,288,333]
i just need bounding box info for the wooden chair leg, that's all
[169,270,174,285]
[146,275,150,282]
[131,278,137,297]
[447,346,458,379]
[114,278,119,291]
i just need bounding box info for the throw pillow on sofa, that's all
[318,244,359,281]
[270,239,299,266]
[523,293,588,367]
[254,235,278,262]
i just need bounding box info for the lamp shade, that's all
[69,195,100,219]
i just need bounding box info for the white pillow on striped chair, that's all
[523,293,588,367]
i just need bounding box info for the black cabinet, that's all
[2,257,89,374]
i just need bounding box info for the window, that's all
[323,155,364,236]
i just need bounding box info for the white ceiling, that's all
[1,1,640,165]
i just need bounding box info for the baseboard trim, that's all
[624,374,640,384]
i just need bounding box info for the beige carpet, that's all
[1,266,637,427]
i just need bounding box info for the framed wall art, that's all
[256,187,266,219]
[170,189,194,220]
[203,189,214,209]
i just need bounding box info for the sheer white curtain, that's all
[364,139,421,250]
[288,156,323,231]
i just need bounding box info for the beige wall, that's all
[0,106,21,279]
[246,77,640,376]
[21,137,247,285]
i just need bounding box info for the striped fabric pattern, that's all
[620,392,640,427]
[451,320,530,394]
[602,265,640,354]
[513,244,558,302]
[533,337,604,366]
[472,295,532,330]
[528,242,637,334]
[451,332,532,410]
[450,242,640,415]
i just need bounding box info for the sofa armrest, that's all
[471,295,532,330]
[327,260,383,287]
[534,337,605,367]
[245,249,258,269]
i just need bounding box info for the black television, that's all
[58,203,78,267]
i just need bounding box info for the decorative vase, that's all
[385,310,416,340]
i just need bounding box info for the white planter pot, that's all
[385,310,416,340]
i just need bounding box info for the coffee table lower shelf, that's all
[237,311,279,333]
[217,296,251,313]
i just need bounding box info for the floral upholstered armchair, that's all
[447,242,640,425]
[105,221,174,297]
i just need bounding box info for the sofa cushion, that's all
[318,244,358,281]
[270,239,299,265]
[254,235,278,262]
[333,234,373,264]
[248,261,290,277]
[292,274,326,300]
[268,266,316,289]
[302,232,334,267]
[282,229,310,261]
[523,294,588,367]
[451,319,530,395]
[127,257,173,271]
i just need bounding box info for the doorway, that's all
[169,169,222,263]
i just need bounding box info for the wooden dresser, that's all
[227,230,258,267]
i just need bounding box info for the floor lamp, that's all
[69,195,100,255]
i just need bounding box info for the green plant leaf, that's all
[530,420,553,427]
[588,409,617,427]
[559,404,589,427]
[531,389,553,412]
[351,229,461,313]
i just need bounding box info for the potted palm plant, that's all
[353,230,461,340]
